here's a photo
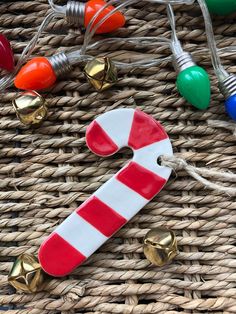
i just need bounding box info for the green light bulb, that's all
[205,0,236,15]
[176,65,211,110]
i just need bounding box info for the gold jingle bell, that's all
[12,90,48,126]
[84,57,118,92]
[8,253,46,293]
[143,227,178,267]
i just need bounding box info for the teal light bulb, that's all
[205,0,236,15]
[176,66,211,110]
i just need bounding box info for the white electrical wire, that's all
[48,0,195,13]
[0,0,196,92]
[149,0,194,3]
[0,0,138,91]
[68,36,236,69]
[0,0,234,92]
[197,0,229,81]
[166,4,184,55]
[0,12,56,91]
[48,0,65,15]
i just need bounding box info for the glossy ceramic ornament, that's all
[14,57,56,91]
[205,0,236,15]
[39,108,173,277]
[143,227,178,266]
[12,91,48,126]
[176,65,211,110]
[84,57,118,91]
[8,254,46,293]
[0,34,14,71]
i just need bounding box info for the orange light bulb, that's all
[14,57,57,91]
[84,0,126,34]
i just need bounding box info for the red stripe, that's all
[77,196,127,237]
[128,110,168,150]
[116,161,166,200]
[86,120,118,156]
[38,233,86,277]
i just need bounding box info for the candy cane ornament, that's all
[39,108,173,277]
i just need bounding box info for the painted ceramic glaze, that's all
[39,108,173,277]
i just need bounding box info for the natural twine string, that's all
[161,155,236,196]
[208,120,236,136]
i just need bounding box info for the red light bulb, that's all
[84,0,126,34]
[14,57,57,91]
[0,34,14,72]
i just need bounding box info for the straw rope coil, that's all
[0,0,236,313]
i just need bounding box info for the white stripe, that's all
[56,212,107,257]
[96,108,134,148]
[133,139,173,180]
[94,177,147,220]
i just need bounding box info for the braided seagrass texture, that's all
[0,1,236,313]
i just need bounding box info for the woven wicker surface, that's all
[0,0,236,313]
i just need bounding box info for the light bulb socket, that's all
[172,51,195,73]
[218,74,236,99]
[48,52,72,77]
[66,1,85,26]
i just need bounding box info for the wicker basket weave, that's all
[0,1,236,313]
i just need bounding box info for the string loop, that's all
[161,155,236,196]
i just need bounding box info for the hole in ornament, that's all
[157,155,163,166]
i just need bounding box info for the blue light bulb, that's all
[225,94,236,121]
[219,74,236,121]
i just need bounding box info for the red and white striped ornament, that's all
[39,108,173,277]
